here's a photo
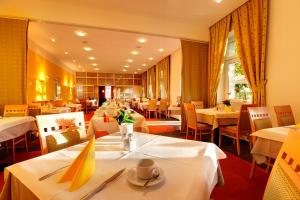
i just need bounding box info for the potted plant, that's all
[222,100,232,112]
[115,109,135,138]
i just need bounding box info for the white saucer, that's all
[127,167,164,187]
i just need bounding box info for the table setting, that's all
[0,131,225,200]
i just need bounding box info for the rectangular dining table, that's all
[0,132,226,200]
[250,126,298,164]
[0,116,37,142]
[196,108,239,129]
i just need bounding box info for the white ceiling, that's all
[28,22,181,74]
[1,0,248,41]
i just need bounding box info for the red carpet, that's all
[211,152,269,200]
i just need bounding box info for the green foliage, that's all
[115,109,134,125]
[233,62,244,76]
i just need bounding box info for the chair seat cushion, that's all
[197,123,211,131]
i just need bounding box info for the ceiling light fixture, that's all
[137,37,147,43]
[64,51,68,55]
[91,63,98,66]
[137,68,141,71]
[149,57,154,61]
[142,63,146,67]
[215,0,222,3]
[88,56,95,60]
[74,30,87,37]
[134,72,137,74]
[94,68,99,71]
[158,48,164,52]
[83,46,92,51]
[50,38,56,42]
[72,59,76,63]
[122,69,127,72]
[124,65,129,68]
[127,59,133,63]
[131,51,139,55]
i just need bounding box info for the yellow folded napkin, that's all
[58,136,96,191]
[295,123,300,128]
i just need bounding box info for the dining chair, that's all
[191,101,204,109]
[157,99,168,118]
[263,131,300,199]
[219,104,256,156]
[28,103,42,117]
[3,104,29,163]
[146,100,157,119]
[3,104,28,117]
[183,103,213,142]
[36,112,88,154]
[274,105,295,127]
[248,106,273,178]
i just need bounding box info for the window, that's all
[217,31,252,102]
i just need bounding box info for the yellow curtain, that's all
[181,40,209,131]
[207,15,231,107]
[147,66,156,99]
[141,71,147,98]
[157,56,170,100]
[0,17,28,113]
[232,0,268,106]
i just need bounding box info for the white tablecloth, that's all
[66,104,82,111]
[251,126,298,164]
[1,133,226,200]
[41,107,71,114]
[0,116,37,142]
[87,112,148,135]
[196,108,239,129]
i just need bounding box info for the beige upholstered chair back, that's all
[191,101,204,109]
[3,104,28,117]
[274,105,295,127]
[248,107,272,132]
[36,112,87,154]
[159,99,168,111]
[237,104,257,135]
[263,131,300,199]
[148,100,157,111]
[184,103,197,130]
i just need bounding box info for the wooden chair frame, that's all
[274,105,295,127]
[36,112,87,154]
[248,106,273,178]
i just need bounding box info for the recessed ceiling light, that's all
[124,65,129,68]
[134,72,137,74]
[72,59,76,63]
[158,48,164,52]
[64,51,68,55]
[78,65,81,68]
[137,68,141,71]
[142,63,146,67]
[83,46,92,51]
[131,51,139,55]
[50,38,56,42]
[94,68,99,71]
[137,37,147,43]
[127,59,133,63]
[122,69,127,72]
[91,63,98,66]
[74,30,87,37]
[88,56,95,60]
[149,57,154,61]
[215,0,222,3]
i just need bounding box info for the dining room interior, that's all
[0,0,300,199]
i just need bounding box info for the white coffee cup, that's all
[137,159,156,180]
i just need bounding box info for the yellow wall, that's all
[170,48,182,106]
[27,49,75,103]
[266,0,300,125]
